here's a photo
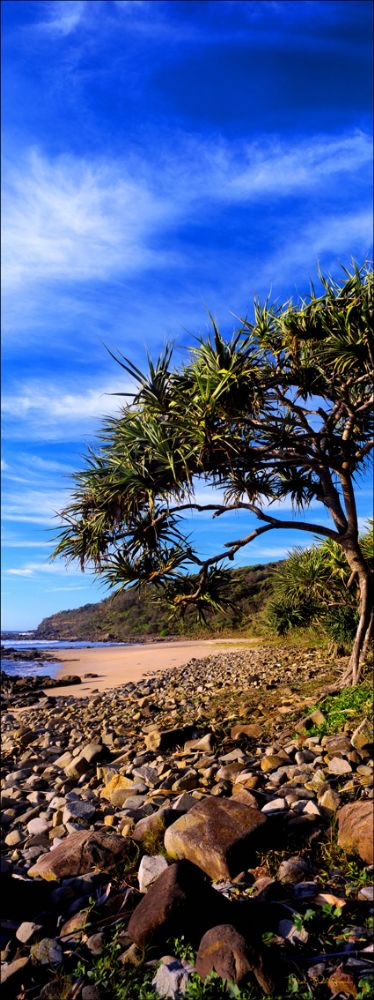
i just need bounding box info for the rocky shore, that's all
[1,645,373,999]
[1,671,82,709]
[1,646,59,663]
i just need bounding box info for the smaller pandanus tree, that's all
[54,264,373,686]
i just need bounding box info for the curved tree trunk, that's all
[361,609,374,663]
[339,541,373,686]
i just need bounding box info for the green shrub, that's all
[305,681,373,736]
[322,604,359,643]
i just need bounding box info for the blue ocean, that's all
[1,636,129,678]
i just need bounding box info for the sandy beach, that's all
[50,638,255,698]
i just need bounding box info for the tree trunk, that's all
[361,609,374,663]
[340,541,373,686]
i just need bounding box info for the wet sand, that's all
[50,638,255,698]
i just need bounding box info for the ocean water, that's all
[1,637,130,678]
[1,659,62,678]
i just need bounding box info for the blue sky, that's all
[2,0,373,630]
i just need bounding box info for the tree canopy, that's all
[54,263,373,684]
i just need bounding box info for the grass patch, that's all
[72,906,373,998]
[314,820,373,890]
[304,682,373,737]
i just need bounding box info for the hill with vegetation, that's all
[34,560,279,640]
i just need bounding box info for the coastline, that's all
[49,638,256,698]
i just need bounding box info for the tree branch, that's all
[319,468,348,533]
[355,439,374,461]
[245,503,339,539]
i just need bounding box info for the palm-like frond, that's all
[53,262,373,638]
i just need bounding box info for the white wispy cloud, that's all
[38,1,87,37]
[2,149,176,292]
[6,559,82,578]
[215,132,371,200]
[2,487,71,525]
[3,132,370,298]
[6,568,35,577]
[253,208,373,294]
[17,455,76,474]
[2,378,129,441]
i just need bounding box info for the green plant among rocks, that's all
[303,682,373,737]
[74,925,153,999]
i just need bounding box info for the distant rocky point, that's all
[1,646,58,662]
[33,561,278,641]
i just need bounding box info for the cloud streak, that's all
[2,487,71,526]
[3,149,175,292]
[2,378,130,441]
[6,559,83,578]
[3,131,370,297]
[38,1,88,37]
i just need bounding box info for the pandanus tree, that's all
[266,529,374,647]
[54,264,373,686]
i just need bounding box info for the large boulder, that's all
[196,924,273,994]
[164,797,267,880]
[132,807,180,850]
[144,725,196,752]
[28,829,131,880]
[337,801,374,864]
[127,860,232,947]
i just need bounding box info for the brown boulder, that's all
[164,796,266,880]
[337,801,374,864]
[0,956,30,998]
[127,860,232,947]
[231,724,261,740]
[28,829,130,880]
[145,725,196,752]
[196,924,273,993]
[132,807,180,850]
[231,786,258,808]
[59,908,89,941]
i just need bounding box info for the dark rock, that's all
[28,829,131,880]
[31,937,64,965]
[0,956,30,997]
[277,857,310,884]
[0,872,52,918]
[145,725,197,752]
[81,987,103,1000]
[196,924,273,993]
[127,860,232,946]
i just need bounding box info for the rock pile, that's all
[1,645,373,998]
[1,670,81,708]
